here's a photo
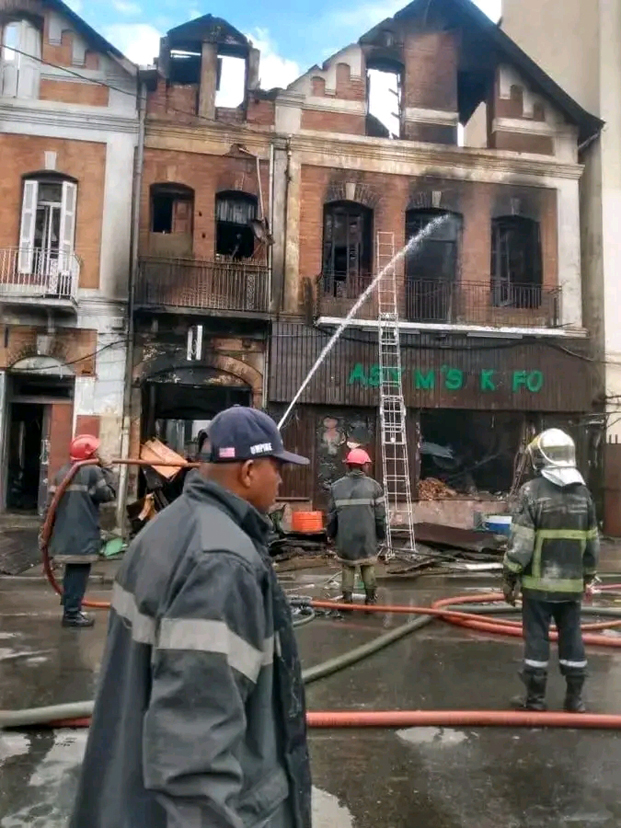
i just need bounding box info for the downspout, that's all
[263,140,275,411]
[116,77,146,531]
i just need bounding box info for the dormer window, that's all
[1,18,41,99]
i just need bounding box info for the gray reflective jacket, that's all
[49,463,116,564]
[504,476,599,602]
[69,472,311,828]
[327,470,386,564]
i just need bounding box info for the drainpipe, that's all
[262,140,276,412]
[116,77,146,531]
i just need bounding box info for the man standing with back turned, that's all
[70,406,312,828]
[503,428,599,713]
[327,448,386,607]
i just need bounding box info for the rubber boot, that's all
[564,675,586,713]
[364,589,377,614]
[340,591,353,614]
[511,671,547,711]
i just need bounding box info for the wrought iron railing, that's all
[317,273,562,328]
[0,247,80,302]
[136,258,270,314]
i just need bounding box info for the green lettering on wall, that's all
[480,370,496,391]
[512,370,528,392]
[368,364,381,387]
[348,363,367,386]
[415,370,435,390]
[526,371,544,392]
[444,367,464,391]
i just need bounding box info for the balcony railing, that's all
[0,247,80,304]
[317,274,562,328]
[136,257,270,315]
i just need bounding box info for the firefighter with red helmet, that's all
[48,434,116,627]
[327,448,386,606]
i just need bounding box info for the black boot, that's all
[62,612,95,629]
[511,671,547,711]
[564,675,586,713]
[364,589,377,614]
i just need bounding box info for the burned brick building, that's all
[128,0,603,518]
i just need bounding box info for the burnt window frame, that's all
[150,183,194,236]
[215,190,258,260]
[322,200,373,296]
[491,215,542,309]
[404,208,462,323]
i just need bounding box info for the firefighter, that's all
[48,434,116,628]
[327,448,386,606]
[69,407,312,828]
[502,428,599,713]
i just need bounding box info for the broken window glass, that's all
[322,201,373,297]
[491,216,542,308]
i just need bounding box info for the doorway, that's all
[6,403,44,512]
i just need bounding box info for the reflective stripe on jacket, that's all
[503,476,599,601]
[327,470,386,564]
[49,463,116,563]
[69,472,311,828]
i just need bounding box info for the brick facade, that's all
[300,109,365,134]
[0,325,97,374]
[0,134,105,289]
[39,78,109,107]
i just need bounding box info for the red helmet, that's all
[346,448,372,466]
[70,434,100,462]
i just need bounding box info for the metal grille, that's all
[376,231,416,559]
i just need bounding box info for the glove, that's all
[502,572,520,607]
[584,574,599,598]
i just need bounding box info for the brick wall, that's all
[296,164,558,314]
[403,31,458,111]
[0,134,106,289]
[300,109,365,135]
[41,18,100,70]
[39,79,109,107]
[147,80,199,124]
[140,147,270,261]
[247,97,275,126]
[0,325,97,373]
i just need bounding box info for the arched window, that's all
[215,191,257,260]
[491,216,542,308]
[18,173,77,283]
[1,18,41,99]
[405,209,461,322]
[322,201,372,295]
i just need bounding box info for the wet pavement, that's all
[3,571,621,827]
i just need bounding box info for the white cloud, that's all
[246,28,300,90]
[112,0,142,15]
[101,23,161,65]
[188,7,201,19]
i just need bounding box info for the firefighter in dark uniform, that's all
[327,448,386,606]
[48,434,116,628]
[503,428,599,713]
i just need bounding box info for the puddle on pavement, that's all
[396,726,469,747]
[0,734,30,765]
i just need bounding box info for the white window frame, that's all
[18,177,78,280]
[1,18,41,100]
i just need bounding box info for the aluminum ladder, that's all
[376,231,417,559]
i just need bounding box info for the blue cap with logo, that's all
[208,406,309,466]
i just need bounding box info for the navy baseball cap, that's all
[208,406,309,466]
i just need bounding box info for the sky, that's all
[67,0,501,92]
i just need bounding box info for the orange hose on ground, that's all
[38,711,621,731]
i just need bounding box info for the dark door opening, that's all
[6,403,44,512]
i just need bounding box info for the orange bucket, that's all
[291,511,324,532]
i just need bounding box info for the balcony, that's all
[0,248,80,310]
[135,258,270,318]
[317,274,562,330]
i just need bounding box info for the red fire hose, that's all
[22,459,621,734]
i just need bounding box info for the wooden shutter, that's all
[1,23,18,97]
[18,179,38,274]
[58,181,77,276]
[16,20,41,99]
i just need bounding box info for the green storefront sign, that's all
[347,363,544,393]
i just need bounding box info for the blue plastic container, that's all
[484,515,512,536]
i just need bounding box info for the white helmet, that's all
[527,429,584,487]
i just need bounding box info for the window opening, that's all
[216,55,245,108]
[215,191,257,259]
[491,216,542,308]
[322,201,373,297]
[150,185,194,235]
[1,19,41,99]
[405,209,461,322]
[366,66,401,138]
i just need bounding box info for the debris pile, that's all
[418,477,458,500]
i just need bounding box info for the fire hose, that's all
[4,458,621,731]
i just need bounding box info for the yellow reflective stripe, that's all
[112,582,156,645]
[512,523,535,541]
[586,527,599,540]
[536,529,591,541]
[522,576,584,592]
[503,558,522,574]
